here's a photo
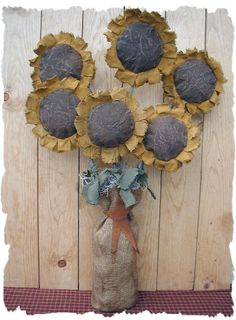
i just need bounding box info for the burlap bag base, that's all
[91,214,139,312]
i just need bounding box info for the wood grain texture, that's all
[157,7,205,290]
[38,7,82,289]
[132,163,161,291]
[2,7,234,292]
[79,8,123,290]
[194,9,234,290]
[2,8,40,287]
[127,11,165,291]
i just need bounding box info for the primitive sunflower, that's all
[133,104,200,172]
[163,49,226,114]
[105,8,177,87]
[25,77,89,152]
[74,88,148,163]
[30,31,95,89]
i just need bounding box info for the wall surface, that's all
[2,6,234,291]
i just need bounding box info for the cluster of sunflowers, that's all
[26,8,226,172]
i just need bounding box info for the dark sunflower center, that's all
[144,115,188,161]
[87,101,135,148]
[40,44,83,82]
[39,89,80,139]
[174,59,217,103]
[116,22,164,73]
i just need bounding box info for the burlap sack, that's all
[91,189,140,312]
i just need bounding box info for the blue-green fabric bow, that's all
[80,161,155,208]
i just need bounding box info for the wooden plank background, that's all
[2,6,234,291]
[157,7,205,291]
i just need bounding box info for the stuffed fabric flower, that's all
[133,104,200,172]
[75,88,147,163]
[25,77,89,152]
[30,31,95,89]
[105,8,177,87]
[163,49,226,114]
[81,161,153,208]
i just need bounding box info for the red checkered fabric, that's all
[4,287,233,317]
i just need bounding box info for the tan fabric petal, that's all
[115,69,137,86]
[105,9,177,87]
[104,31,117,42]
[176,151,193,163]
[197,101,213,113]
[142,150,155,165]
[41,135,58,151]
[147,68,160,84]
[136,72,149,87]
[106,45,125,70]
[79,134,92,148]
[55,32,74,43]
[133,104,200,172]
[188,126,199,139]
[186,103,199,114]
[69,134,78,147]
[133,143,145,157]
[32,124,48,138]
[34,33,56,54]
[108,19,124,35]
[74,117,87,135]
[26,93,40,110]
[184,137,200,152]
[61,77,80,90]
[25,77,87,152]
[125,135,139,151]
[25,110,39,124]
[163,159,180,172]
[84,145,101,159]
[163,49,226,114]
[101,148,120,163]
[144,106,156,119]
[118,144,129,157]
[75,88,143,163]
[134,121,148,136]
[210,91,219,104]
[156,104,171,114]
[30,31,95,89]
[72,37,87,50]
[57,139,72,152]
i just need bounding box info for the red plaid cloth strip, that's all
[4,287,233,317]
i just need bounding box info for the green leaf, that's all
[120,189,137,208]
[118,168,139,189]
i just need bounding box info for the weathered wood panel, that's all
[194,9,234,290]
[79,8,123,290]
[2,7,233,291]
[2,8,40,287]
[38,7,82,289]
[157,7,205,290]
[128,11,165,291]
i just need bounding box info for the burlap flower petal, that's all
[163,49,226,114]
[25,77,89,152]
[75,88,147,163]
[30,31,95,89]
[105,9,177,87]
[133,104,200,172]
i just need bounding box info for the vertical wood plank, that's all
[38,7,82,289]
[132,162,161,290]
[157,8,205,290]
[79,8,123,290]
[2,8,40,287]
[194,9,234,290]
[126,11,165,291]
[3,7,233,292]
